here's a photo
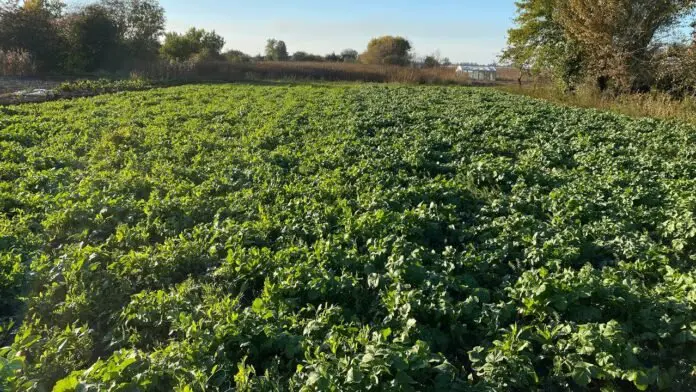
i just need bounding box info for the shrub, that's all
[0,50,35,76]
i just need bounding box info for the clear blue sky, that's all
[159,0,518,64]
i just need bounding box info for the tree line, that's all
[167,34,432,66]
[0,0,165,73]
[502,0,696,95]
[0,0,443,75]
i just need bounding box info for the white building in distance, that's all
[456,65,497,82]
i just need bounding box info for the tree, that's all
[264,39,276,60]
[359,36,412,66]
[324,52,340,62]
[423,55,440,68]
[265,39,289,61]
[224,49,251,63]
[276,41,288,61]
[0,0,165,72]
[199,30,224,55]
[292,51,324,62]
[0,0,66,71]
[160,31,193,62]
[62,4,120,71]
[653,42,696,96]
[99,0,165,61]
[340,49,358,62]
[292,51,308,61]
[22,0,64,16]
[441,57,452,66]
[501,0,585,91]
[160,28,224,62]
[557,0,696,92]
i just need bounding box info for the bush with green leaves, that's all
[1,84,696,390]
[56,78,153,93]
[160,28,225,62]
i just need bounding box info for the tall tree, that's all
[556,0,696,91]
[0,0,66,71]
[264,38,277,60]
[501,0,584,90]
[62,4,119,71]
[275,40,288,61]
[265,39,289,61]
[100,0,165,61]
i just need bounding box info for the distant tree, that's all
[62,4,120,71]
[99,0,165,61]
[160,32,193,61]
[340,49,358,62]
[264,39,276,59]
[160,28,224,62]
[292,51,324,62]
[276,40,288,61]
[0,0,66,71]
[200,29,224,55]
[291,51,307,61]
[423,55,440,68]
[324,52,341,62]
[441,57,451,66]
[224,49,251,63]
[359,36,412,66]
[265,39,289,61]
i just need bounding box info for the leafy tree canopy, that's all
[160,27,224,62]
[360,36,412,66]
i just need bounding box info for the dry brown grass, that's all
[0,51,35,77]
[499,84,696,123]
[133,60,486,85]
[495,66,535,83]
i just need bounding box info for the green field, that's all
[1,84,696,391]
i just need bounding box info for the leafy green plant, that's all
[56,78,153,94]
[1,83,696,390]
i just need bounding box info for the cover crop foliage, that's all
[1,84,696,390]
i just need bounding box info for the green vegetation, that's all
[2,84,696,390]
[265,39,290,62]
[0,0,165,74]
[160,28,226,62]
[0,0,419,77]
[503,0,696,94]
[359,36,412,66]
[56,78,153,93]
